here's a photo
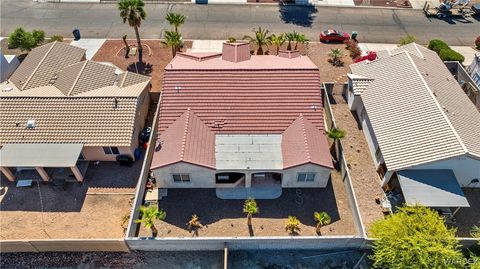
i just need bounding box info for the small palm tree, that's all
[268,33,285,55]
[118,0,146,64]
[471,225,480,238]
[243,27,271,55]
[294,33,308,50]
[186,214,203,236]
[243,198,259,226]
[314,212,331,235]
[328,48,343,66]
[285,31,297,51]
[285,216,301,235]
[327,128,346,157]
[135,206,166,237]
[165,12,186,34]
[162,30,182,57]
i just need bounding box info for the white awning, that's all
[0,144,83,167]
[398,169,470,208]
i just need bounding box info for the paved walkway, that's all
[70,38,106,60]
[216,186,282,199]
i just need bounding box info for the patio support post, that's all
[70,166,84,182]
[245,172,252,188]
[35,167,50,182]
[0,167,15,181]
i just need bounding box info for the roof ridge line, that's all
[21,42,57,90]
[67,60,89,96]
[404,52,469,155]
[120,71,129,87]
[180,108,191,161]
[411,43,424,59]
[299,114,311,161]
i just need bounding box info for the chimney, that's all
[278,50,301,59]
[222,42,251,63]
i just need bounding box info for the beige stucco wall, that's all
[152,162,216,188]
[282,163,332,188]
[130,87,151,154]
[81,146,134,162]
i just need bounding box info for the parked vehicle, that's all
[423,0,479,19]
[354,51,377,63]
[320,29,350,43]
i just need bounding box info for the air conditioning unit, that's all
[26,119,36,129]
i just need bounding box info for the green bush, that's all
[8,27,45,51]
[439,48,465,63]
[428,39,450,54]
[50,35,64,42]
[399,34,416,45]
[475,36,480,50]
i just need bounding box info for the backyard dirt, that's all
[92,40,192,93]
[137,173,356,238]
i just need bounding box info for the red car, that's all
[320,29,350,43]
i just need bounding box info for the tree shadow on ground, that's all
[127,62,153,76]
[278,3,318,27]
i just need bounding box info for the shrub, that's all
[475,36,480,50]
[285,216,301,235]
[50,35,64,42]
[399,34,416,45]
[344,40,362,60]
[8,27,45,51]
[428,39,450,54]
[439,48,465,63]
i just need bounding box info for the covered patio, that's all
[0,143,85,183]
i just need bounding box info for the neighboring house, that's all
[346,43,480,209]
[150,42,333,190]
[0,52,20,82]
[468,52,480,88]
[444,60,480,111]
[0,41,151,182]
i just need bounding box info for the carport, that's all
[397,169,470,215]
[0,143,84,182]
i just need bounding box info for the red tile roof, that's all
[153,54,331,170]
[151,109,216,169]
[282,115,333,169]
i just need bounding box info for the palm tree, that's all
[285,216,301,235]
[165,12,186,34]
[243,27,271,55]
[268,33,285,55]
[243,198,259,226]
[285,31,297,51]
[314,212,331,235]
[118,0,146,64]
[327,127,346,158]
[135,206,166,237]
[162,30,182,57]
[294,33,308,50]
[328,48,343,66]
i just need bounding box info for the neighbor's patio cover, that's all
[397,169,470,208]
[0,143,82,167]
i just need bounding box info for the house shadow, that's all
[278,3,318,27]
[156,180,341,230]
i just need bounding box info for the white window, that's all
[217,175,229,181]
[173,174,190,182]
[103,147,120,155]
[297,172,316,182]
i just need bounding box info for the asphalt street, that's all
[1,0,479,45]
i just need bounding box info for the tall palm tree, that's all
[118,0,146,64]
[314,212,331,235]
[268,33,285,55]
[294,33,308,50]
[328,48,343,66]
[243,198,259,227]
[165,12,186,34]
[162,30,182,57]
[243,27,271,55]
[135,206,166,237]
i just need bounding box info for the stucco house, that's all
[150,42,333,193]
[0,41,151,182]
[346,43,480,210]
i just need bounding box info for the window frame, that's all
[172,173,190,182]
[103,147,120,155]
[297,172,316,182]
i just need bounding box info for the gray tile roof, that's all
[350,43,479,171]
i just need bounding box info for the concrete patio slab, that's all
[70,38,106,60]
[216,186,282,199]
[358,43,398,53]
